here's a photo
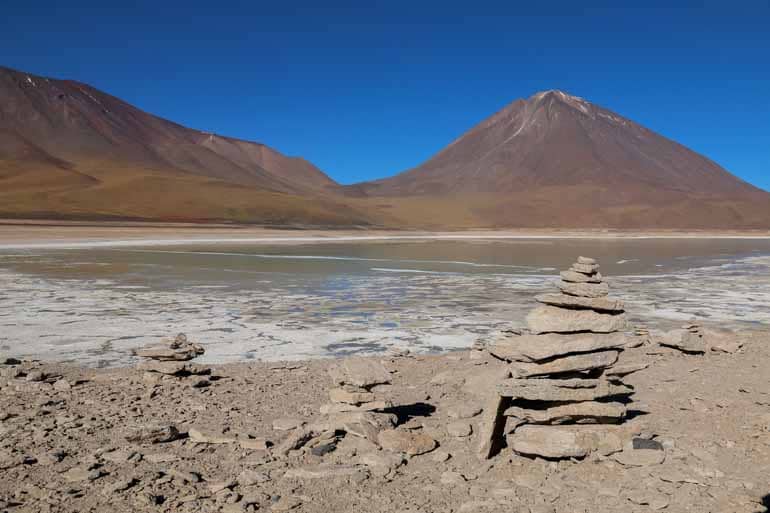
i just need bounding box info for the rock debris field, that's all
[1,258,770,513]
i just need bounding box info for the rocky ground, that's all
[2,330,770,513]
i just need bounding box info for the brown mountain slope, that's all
[0,65,373,225]
[358,90,770,229]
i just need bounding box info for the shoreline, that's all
[1,223,770,250]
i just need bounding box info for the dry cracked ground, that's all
[1,330,770,513]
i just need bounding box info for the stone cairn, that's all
[478,257,641,460]
[135,333,210,384]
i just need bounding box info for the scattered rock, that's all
[377,429,437,456]
[125,424,180,444]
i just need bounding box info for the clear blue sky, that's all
[2,1,768,190]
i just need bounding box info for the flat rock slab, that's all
[319,400,391,415]
[613,447,665,466]
[659,331,706,354]
[559,281,610,298]
[498,378,631,402]
[283,464,365,480]
[328,358,391,388]
[505,401,626,424]
[378,429,437,456]
[571,262,600,274]
[510,350,619,377]
[476,393,508,460]
[188,428,236,445]
[535,293,624,312]
[490,332,627,363]
[526,305,626,334]
[137,361,210,376]
[446,403,483,419]
[560,270,603,283]
[509,425,629,459]
[509,425,593,459]
[329,386,375,405]
[124,424,180,444]
[605,362,650,377]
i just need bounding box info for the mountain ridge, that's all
[1,65,768,229]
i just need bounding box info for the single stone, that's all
[208,480,235,494]
[188,427,236,445]
[526,305,626,334]
[358,452,405,476]
[440,471,466,485]
[328,358,391,388]
[319,400,391,415]
[504,401,626,424]
[535,293,624,312]
[509,425,627,459]
[61,467,92,482]
[560,270,603,283]
[25,370,45,382]
[104,478,137,494]
[282,464,365,479]
[446,403,483,419]
[1,357,21,365]
[571,262,600,274]
[377,429,437,456]
[497,378,631,402]
[659,330,706,354]
[432,450,451,463]
[125,424,180,444]
[509,350,619,377]
[490,332,627,363]
[329,386,376,405]
[709,338,743,354]
[613,447,665,466]
[137,361,210,376]
[447,421,473,437]
[52,378,72,391]
[310,442,336,456]
[272,497,303,512]
[237,469,270,486]
[272,418,305,431]
[239,438,269,451]
[559,281,610,298]
[102,449,139,464]
[476,393,508,460]
[577,256,596,265]
[605,362,650,377]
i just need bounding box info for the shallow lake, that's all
[1,237,769,366]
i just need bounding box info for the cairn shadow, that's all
[383,402,436,426]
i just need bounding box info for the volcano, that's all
[357,90,770,229]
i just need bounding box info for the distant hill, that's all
[1,65,768,229]
[0,65,372,225]
[357,90,770,229]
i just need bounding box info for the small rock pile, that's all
[135,333,210,383]
[322,359,394,414]
[659,322,706,354]
[478,257,642,460]
[275,358,402,458]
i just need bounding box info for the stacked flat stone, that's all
[135,333,209,377]
[321,359,393,414]
[478,257,636,460]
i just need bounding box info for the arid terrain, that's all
[1,329,769,513]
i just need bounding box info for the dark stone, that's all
[632,438,663,450]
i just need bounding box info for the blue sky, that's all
[2,1,769,190]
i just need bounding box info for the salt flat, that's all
[1,237,769,367]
